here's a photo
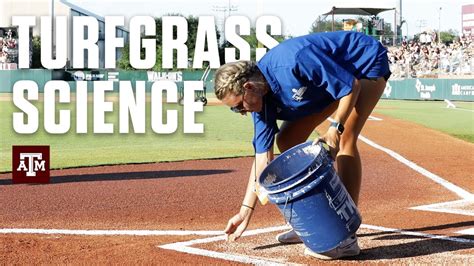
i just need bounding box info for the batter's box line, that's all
[0,228,224,236]
[158,224,474,265]
[410,199,474,217]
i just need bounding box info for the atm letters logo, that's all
[12,146,50,184]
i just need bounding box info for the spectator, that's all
[387,35,474,77]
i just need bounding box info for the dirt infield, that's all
[1,113,473,264]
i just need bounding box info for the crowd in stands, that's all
[0,29,18,64]
[0,29,19,70]
[387,34,474,78]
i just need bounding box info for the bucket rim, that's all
[266,164,332,200]
[259,141,328,191]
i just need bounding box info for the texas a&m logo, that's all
[12,146,50,184]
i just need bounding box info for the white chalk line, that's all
[368,115,383,121]
[328,116,473,200]
[359,135,474,200]
[411,199,474,217]
[1,223,472,265]
[360,224,474,244]
[447,107,474,113]
[1,123,471,263]
[160,225,292,265]
[158,223,474,264]
[456,228,474,235]
[164,245,290,265]
[2,224,471,244]
[0,226,291,265]
[155,132,474,263]
[0,228,223,236]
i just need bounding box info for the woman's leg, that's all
[274,101,338,244]
[276,101,339,152]
[337,77,386,205]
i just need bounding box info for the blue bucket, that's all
[259,141,361,253]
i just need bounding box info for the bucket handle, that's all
[266,143,331,195]
[282,196,292,223]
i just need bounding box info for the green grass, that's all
[0,99,258,172]
[1,97,472,172]
[375,100,474,143]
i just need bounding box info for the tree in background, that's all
[31,36,42,68]
[117,42,132,70]
[309,16,343,33]
[440,29,458,44]
[118,14,219,70]
[118,15,290,70]
[221,27,285,64]
[412,29,458,44]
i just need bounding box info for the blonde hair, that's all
[214,61,260,100]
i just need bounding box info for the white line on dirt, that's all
[360,224,474,244]
[1,132,472,264]
[359,135,474,200]
[165,245,289,265]
[160,225,293,265]
[0,226,290,238]
[0,228,223,236]
[456,228,474,235]
[328,118,473,200]
[161,225,289,247]
[1,224,472,264]
[410,199,474,217]
[158,223,474,264]
[368,115,383,121]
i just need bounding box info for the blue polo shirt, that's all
[253,31,389,153]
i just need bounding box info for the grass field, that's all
[1,97,472,172]
[375,100,474,142]
[0,101,259,172]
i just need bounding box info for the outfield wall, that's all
[1,70,473,101]
[0,70,214,96]
[383,78,474,101]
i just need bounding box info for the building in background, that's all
[0,0,129,69]
[462,4,474,38]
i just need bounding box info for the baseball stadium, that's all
[1,0,473,264]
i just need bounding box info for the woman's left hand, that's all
[315,127,340,159]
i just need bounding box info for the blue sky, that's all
[68,0,472,37]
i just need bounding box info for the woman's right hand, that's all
[224,206,253,241]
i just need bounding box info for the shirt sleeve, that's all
[294,45,355,100]
[252,100,279,154]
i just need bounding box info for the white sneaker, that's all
[304,235,360,260]
[275,229,303,244]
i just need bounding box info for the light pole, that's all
[393,9,397,46]
[51,0,55,59]
[212,0,238,44]
[398,0,403,38]
[416,19,426,35]
[438,7,442,44]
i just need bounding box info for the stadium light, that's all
[50,0,55,59]
[438,7,442,44]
